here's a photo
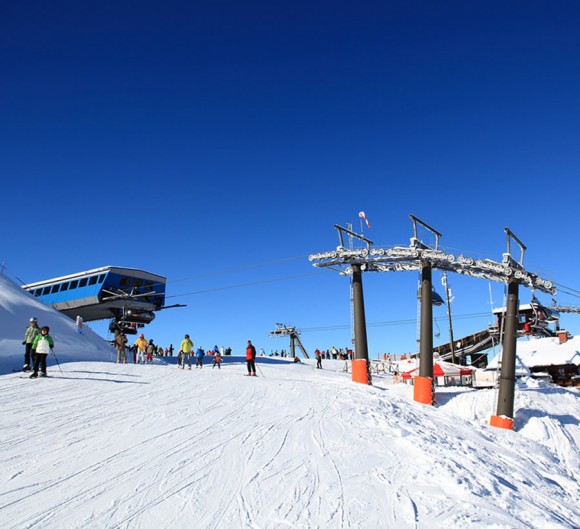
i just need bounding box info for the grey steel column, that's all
[351,264,369,361]
[496,280,519,418]
[419,262,434,378]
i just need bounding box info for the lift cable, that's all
[165,271,322,299]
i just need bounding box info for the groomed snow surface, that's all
[1,358,579,529]
[0,274,579,528]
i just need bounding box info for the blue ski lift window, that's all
[98,274,106,283]
[43,286,51,295]
[88,276,98,286]
[35,288,42,296]
[79,278,87,287]
[70,280,79,289]
[60,282,69,291]
[51,284,60,293]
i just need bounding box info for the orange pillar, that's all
[352,359,369,384]
[413,375,433,405]
[490,415,514,430]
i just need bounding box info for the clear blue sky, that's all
[2,1,579,355]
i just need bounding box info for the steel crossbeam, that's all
[309,245,555,294]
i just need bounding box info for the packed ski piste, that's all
[0,273,578,529]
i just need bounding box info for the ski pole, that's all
[256,362,265,377]
[50,348,64,374]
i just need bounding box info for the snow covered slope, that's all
[0,271,579,528]
[0,359,578,529]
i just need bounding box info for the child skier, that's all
[212,351,222,369]
[30,326,54,378]
[146,340,155,364]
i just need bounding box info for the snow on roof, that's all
[487,335,580,369]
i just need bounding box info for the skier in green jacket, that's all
[30,326,55,378]
[22,317,41,372]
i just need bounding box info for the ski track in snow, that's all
[0,361,578,529]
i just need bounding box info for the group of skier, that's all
[113,331,175,364]
[22,316,264,378]
[22,316,55,378]
[176,334,222,369]
[174,335,259,373]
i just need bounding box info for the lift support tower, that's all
[269,323,310,358]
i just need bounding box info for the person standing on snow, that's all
[180,334,194,370]
[246,340,257,376]
[146,340,156,364]
[212,351,222,369]
[22,317,41,372]
[115,330,128,364]
[29,326,54,378]
[134,334,148,364]
[315,349,323,369]
[195,346,205,368]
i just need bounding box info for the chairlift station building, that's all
[22,266,166,332]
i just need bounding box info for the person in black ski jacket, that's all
[315,349,323,369]
[246,340,257,376]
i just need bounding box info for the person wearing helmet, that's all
[179,334,194,369]
[134,333,148,364]
[22,317,40,371]
[30,326,54,378]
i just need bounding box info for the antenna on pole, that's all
[442,272,456,364]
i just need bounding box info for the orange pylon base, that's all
[352,359,369,384]
[413,376,433,405]
[490,415,514,430]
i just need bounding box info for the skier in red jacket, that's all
[246,340,257,376]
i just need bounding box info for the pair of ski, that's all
[13,370,49,378]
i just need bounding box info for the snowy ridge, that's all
[0,273,113,372]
